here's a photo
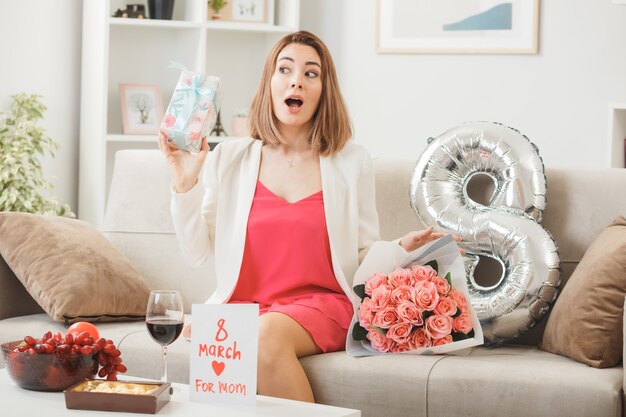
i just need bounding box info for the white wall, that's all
[0,0,82,213]
[301,0,626,169]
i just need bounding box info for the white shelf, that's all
[106,134,241,143]
[107,134,157,143]
[207,136,243,143]
[109,18,297,33]
[608,103,626,168]
[205,21,297,33]
[79,0,301,226]
[109,17,202,29]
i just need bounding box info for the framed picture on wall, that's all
[376,0,540,54]
[119,84,164,135]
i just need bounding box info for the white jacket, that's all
[171,137,405,304]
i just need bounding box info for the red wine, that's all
[146,319,184,346]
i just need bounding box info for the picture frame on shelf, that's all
[231,0,273,24]
[377,0,540,54]
[119,84,164,135]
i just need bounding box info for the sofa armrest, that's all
[0,256,43,320]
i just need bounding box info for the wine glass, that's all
[146,290,184,382]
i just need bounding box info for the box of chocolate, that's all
[64,379,172,414]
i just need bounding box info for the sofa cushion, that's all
[102,150,216,314]
[300,346,623,417]
[0,255,43,321]
[539,216,626,368]
[302,350,446,417]
[0,212,151,323]
[426,346,623,417]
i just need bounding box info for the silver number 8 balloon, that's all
[410,121,561,345]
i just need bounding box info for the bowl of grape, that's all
[1,322,127,391]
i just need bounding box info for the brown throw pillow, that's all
[539,216,626,368]
[0,212,151,323]
[0,255,44,320]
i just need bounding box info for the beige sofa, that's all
[1,149,625,417]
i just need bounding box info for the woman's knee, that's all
[257,315,296,370]
[258,312,321,361]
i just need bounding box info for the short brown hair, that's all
[248,31,352,156]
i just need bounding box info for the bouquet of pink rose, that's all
[352,261,474,353]
[347,236,483,356]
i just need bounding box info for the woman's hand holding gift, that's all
[159,131,210,193]
[399,227,464,254]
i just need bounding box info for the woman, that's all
[160,31,450,402]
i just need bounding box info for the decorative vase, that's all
[147,0,175,20]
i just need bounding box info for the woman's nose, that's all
[290,73,303,89]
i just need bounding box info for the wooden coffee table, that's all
[0,369,360,416]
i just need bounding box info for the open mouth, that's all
[285,97,303,108]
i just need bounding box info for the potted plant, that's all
[209,0,228,20]
[0,93,74,216]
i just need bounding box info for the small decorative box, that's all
[161,63,222,153]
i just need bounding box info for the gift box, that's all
[161,67,221,153]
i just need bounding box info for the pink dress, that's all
[229,181,354,353]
